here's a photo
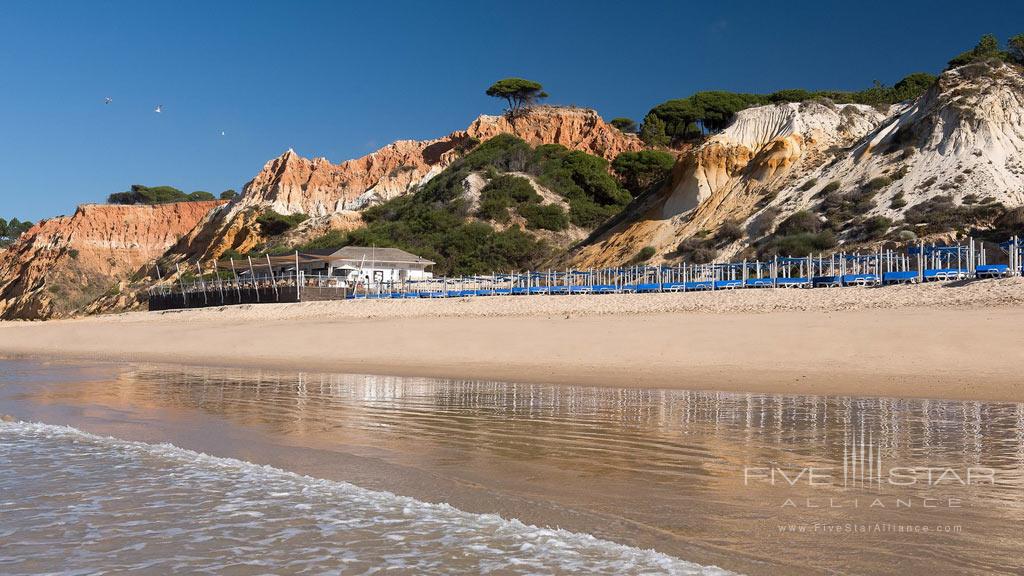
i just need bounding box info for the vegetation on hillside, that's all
[639,74,936,145]
[611,150,675,196]
[609,117,637,133]
[255,210,309,236]
[293,135,631,275]
[107,184,218,205]
[0,217,34,248]
[486,78,548,118]
[947,33,1024,69]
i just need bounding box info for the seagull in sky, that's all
[104,97,112,105]
[154,105,163,114]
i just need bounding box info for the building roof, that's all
[325,246,435,266]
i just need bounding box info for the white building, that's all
[312,246,435,287]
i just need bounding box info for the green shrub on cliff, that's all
[107,184,219,205]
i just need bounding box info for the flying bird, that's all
[104,97,112,105]
[154,105,163,113]
[220,130,226,136]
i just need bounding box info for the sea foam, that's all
[0,421,736,575]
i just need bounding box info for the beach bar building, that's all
[312,246,435,285]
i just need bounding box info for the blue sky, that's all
[1,0,1020,221]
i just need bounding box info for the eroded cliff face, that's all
[571,102,887,266]
[182,106,642,261]
[0,201,222,319]
[573,63,1024,267]
[803,61,1024,217]
[241,106,642,216]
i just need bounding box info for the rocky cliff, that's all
[241,106,641,216]
[0,201,222,319]
[179,106,641,261]
[571,61,1024,266]
[571,101,886,265]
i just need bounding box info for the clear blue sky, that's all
[1,0,1020,221]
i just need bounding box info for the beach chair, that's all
[663,281,687,292]
[975,264,1009,278]
[744,278,774,288]
[591,284,617,294]
[923,268,967,281]
[685,281,713,291]
[813,275,842,288]
[841,274,880,287]
[636,283,661,293]
[883,271,918,285]
[775,277,811,288]
[716,280,743,289]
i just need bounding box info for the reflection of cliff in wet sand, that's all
[2,277,1022,402]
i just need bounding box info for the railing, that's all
[148,236,1022,309]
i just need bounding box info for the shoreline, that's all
[2,280,1023,402]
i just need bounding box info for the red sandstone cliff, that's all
[0,201,223,319]
[240,106,642,216]
[179,106,642,260]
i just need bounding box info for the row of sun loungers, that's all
[347,263,1017,299]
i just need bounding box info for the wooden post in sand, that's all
[175,263,188,308]
[295,250,301,302]
[213,260,225,304]
[247,256,260,303]
[917,241,925,283]
[266,254,279,301]
[230,258,242,302]
[196,261,209,305]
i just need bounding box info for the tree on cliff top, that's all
[0,217,33,247]
[486,78,548,118]
[610,117,637,133]
[107,184,217,205]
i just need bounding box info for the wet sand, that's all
[3,360,1022,575]
[1,281,1023,401]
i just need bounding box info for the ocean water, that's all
[0,421,730,575]
[2,359,1023,574]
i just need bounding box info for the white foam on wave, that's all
[0,421,738,575]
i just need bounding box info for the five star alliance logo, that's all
[843,427,883,489]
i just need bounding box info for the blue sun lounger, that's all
[511,287,529,295]
[744,278,774,288]
[494,288,512,296]
[715,280,743,289]
[883,271,918,284]
[528,286,550,295]
[636,283,661,293]
[813,275,842,288]
[775,277,811,288]
[548,285,570,295]
[976,264,1009,278]
[592,284,617,293]
[685,281,713,290]
[923,268,967,281]
[568,285,593,294]
[663,281,687,291]
[842,274,880,286]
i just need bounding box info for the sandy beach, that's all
[2,278,1023,402]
